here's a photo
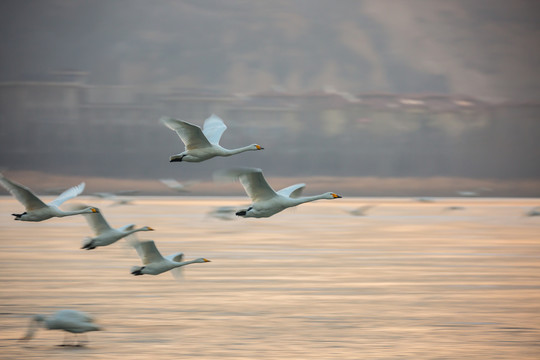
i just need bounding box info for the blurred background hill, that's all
[0,0,539,196]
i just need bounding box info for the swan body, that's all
[72,205,154,250]
[0,174,97,221]
[160,114,263,162]
[20,309,101,346]
[217,167,342,218]
[130,239,210,276]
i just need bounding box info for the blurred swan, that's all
[70,204,154,250]
[20,309,101,347]
[442,206,465,212]
[525,206,540,217]
[160,114,263,162]
[0,173,97,221]
[129,239,210,276]
[215,167,342,218]
[91,190,138,207]
[159,178,197,193]
[345,205,375,216]
[206,206,237,221]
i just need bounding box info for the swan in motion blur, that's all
[70,204,154,250]
[525,206,540,217]
[129,239,210,276]
[207,206,237,221]
[159,178,197,193]
[160,114,263,162]
[91,190,138,207]
[346,205,375,216]
[0,173,97,221]
[20,309,101,347]
[215,167,342,218]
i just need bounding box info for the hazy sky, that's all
[1,0,539,100]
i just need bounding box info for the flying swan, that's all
[159,178,198,193]
[160,114,263,162]
[69,204,154,250]
[130,239,210,276]
[0,173,97,221]
[20,309,102,347]
[215,167,342,218]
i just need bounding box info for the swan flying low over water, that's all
[130,239,210,276]
[20,309,102,347]
[0,174,97,221]
[215,167,342,218]
[69,204,154,250]
[160,114,263,162]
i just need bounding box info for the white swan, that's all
[216,167,342,218]
[130,239,210,276]
[159,178,197,193]
[160,114,263,162]
[70,204,154,250]
[0,173,98,221]
[20,309,102,346]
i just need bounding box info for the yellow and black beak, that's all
[203,258,211,262]
[256,145,264,150]
[332,193,342,199]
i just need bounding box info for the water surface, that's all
[1,197,539,359]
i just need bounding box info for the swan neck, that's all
[227,145,254,155]
[57,208,89,217]
[291,194,326,205]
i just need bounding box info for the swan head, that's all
[142,226,155,231]
[327,192,342,199]
[85,207,99,214]
[194,258,211,263]
[251,144,264,151]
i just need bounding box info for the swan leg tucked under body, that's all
[215,167,342,218]
[160,114,263,163]
[0,174,98,222]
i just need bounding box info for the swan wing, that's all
[117,224,135,232]
[277,183,306,198]
[0,174,47,210]
[237,168,277,202]
[202,114,227,145]
[133,240,166,264]
[171,267,185,281]
[165,252,184,263]
[160,117,212,150]
[160,178,181,188]
[48,182,85,207]
[215,167,276,202]
[69,204,111,234]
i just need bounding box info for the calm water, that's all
[0,196,539,359]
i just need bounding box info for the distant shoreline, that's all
[0,170,538,198]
